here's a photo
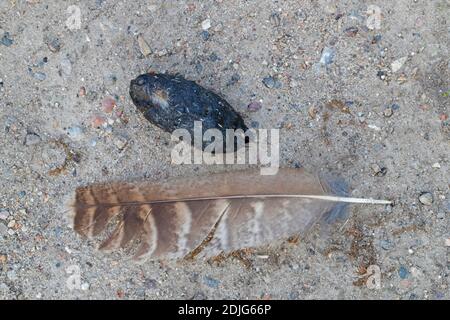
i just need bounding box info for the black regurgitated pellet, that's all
[129,73,248,150]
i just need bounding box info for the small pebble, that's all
[371,34,382,44]
[436,211,445,219]
[384,204,393,213]
[288,292,299,300]
[67,126,84,141]
[377,70,387,80]
[47,38,61,52]
[91,116,106,128]
[418,192,433,206]
[289,80,298,88]
[383,107,393,117]
[7,270,18,281]
[113,135,128,151]
[250,121,260,128]
[227,73,240,86]
[380,239,393,250]
[33,72,46,81]
[195,62,203,73]
[1,32,13,46]
[25,133,41,146]
[432,162,441,168]
[201,19,211,30]
[445,238,450,247]
[78,86,86,97]
[319,47,336,65]
[247,101,262,112]
[391,57,408,73]
[376,167,387,176]
[371,164,382,175]
[444,200,450,213]
[144,279,157,289]
[308,107,317,119]
[208,53,219,62]
[102,97,116,113]
[0,224,7,235]
[344,26,358,37]
[391,103,400,110]
[200,30,210,41]
[192,291,207,300]
[410,267,422,278]
[0,209,9,220]
[398,266,410,279]
[203,276,219,288]
[60,57,72,76]
[137,34,152,57]
[262,76,282,89]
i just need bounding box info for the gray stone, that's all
[114,135,128,151]
[1,32,13,46]
[25,133,41,145]
[418,192,433,206]
[60,57,72,76]
[33,72,46,81]
[0,223,8,235]
[320,47,336,65]
[0,209,9,220]
[262,76,282,89]
[67,126,84,141]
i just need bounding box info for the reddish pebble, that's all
[102,97,116,113]
[115,110,124,118]
[247,101,262,112]
[91,115,106,128]
[439,114,448,121]
[187,3,196,12]
[78,86,86,97]
[116,289,124,299]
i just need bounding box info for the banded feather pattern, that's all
[68,168,389,261]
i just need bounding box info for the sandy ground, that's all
[0,0,449,300]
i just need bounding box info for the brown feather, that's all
[68,168,389,261]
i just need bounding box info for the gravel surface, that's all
[0,0,448,299]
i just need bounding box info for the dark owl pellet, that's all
[129,73,248,151]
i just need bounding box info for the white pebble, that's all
[201,19,211,30]
[368,124,381,131]
[445,238,450,247]
[0,210,9,220]
[391,57,407,73]
[7,220,15,228]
